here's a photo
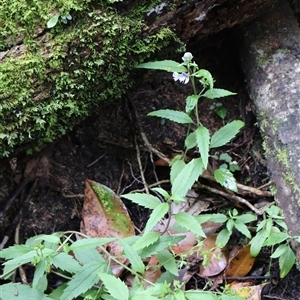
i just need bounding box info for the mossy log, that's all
[238,0,300,259]
[0,0,271,157]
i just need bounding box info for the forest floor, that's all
[1,30,300,299]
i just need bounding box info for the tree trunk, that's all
[238,0,300,259]
[0,0,271,157]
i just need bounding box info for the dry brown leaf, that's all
[199,235,228,277]
[80,180,135,275]
[230,281,269,300]
[226,245,255,278]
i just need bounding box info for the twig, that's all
[194,182,265,215]
[87,152,107,167]
[200,174,272,197]
[134,134,149,194]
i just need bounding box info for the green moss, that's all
[0,1,183,157]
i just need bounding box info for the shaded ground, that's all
[1,29,300,299]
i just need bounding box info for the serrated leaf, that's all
[122,193,161,209]
[263,232,289,247]
[175,212,206,238]
[118,239,145,274]
[32,261,47,291]
[214,168,237,192]
[210,120,244,149]
[185,131,197,150]
[47,14,59,28]
[60,261,106,300]
[170,156,185,184]
[0,283,50,300]
[185,290,219,300]
[136,60,187,73]
[195,126,210,169]
[203,88,236,99]
[151,187,170,199]
[234,221,252,239]
[33,234,61,244]
[270,244,287,259]
[207,213,228,223]
[274,219,288,230]
[0,244,32,259]
[148,110,194,124]
[157,250,178,276]
[185,94,199,113]
[51,252,81,273]
[250,229,269,257]
[171,158,204,198]
[98,273,129,300]
[132,232,160,250]
[216,228,231,247]
[194,69,214,89]
[279,246,296,278]
[70,237,116,251]
[144,202,169,234]
[138,236,185,259]
[236,213,257,224]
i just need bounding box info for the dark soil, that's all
[1,29,300,299]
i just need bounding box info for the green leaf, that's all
[194,69,214,89]
[195,126,210,169]
[207,213,228,223]
[185,290,219,300]
[132,232,160,250]
[148,110,194,124]
[216,228,231,247]
[185,131,197,150]
[151,187,170,199]
[144,202,169,234]
[0,245,32,259]
[73,247,105,265]
[157,250,179,276]
[175,212,206,238]
[98,273,129,300]
[70,237,116,251]
[0,282,50,300]
[236,213,257,224]
[234,221,252,239]
[270,244,289,259]
[214,168,237,192]
[136,60,187,73]
[61,261,107,300]
[118,239,145,274]
[210,120,244,149]
[263,232,290,246]
[138,236,185,259]
[250,229,269,257]
[121,193,161,209]
[33,234,61,244]
[171,158,204,198]
[216,107,227,119]
[185,95,199,113]
[51,252,81,273]
[32,261,47,292]
[203,88,236,99]
[170,155,185,184]
[274,219,288,230]
[47,14,60,28]
[278,246,296,278]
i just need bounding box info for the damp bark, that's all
[238,0,300,259]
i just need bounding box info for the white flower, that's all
[182,52,193,62]
[172,72,189,84]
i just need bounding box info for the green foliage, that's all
[0,1,181,157]
[139,53,243,191]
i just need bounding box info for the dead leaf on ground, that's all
[230,281,269,300]
[80,180,135,275]
[226,245,255,278]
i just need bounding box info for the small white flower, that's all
[182,52,193,62]
[172,72,189,84]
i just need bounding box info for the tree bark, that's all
[0,0,271,157]
[238,0,300,259]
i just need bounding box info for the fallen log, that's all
[0,0,271,157]
[238,0,300,259]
